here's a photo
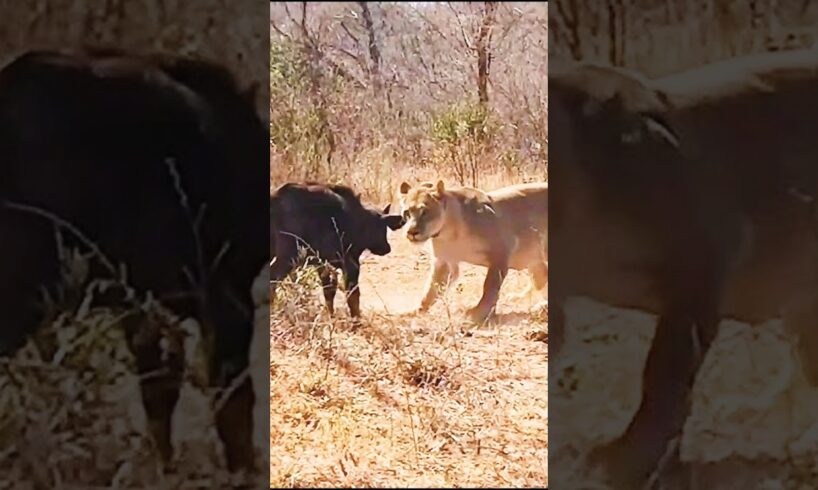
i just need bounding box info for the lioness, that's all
[398,180,548,323]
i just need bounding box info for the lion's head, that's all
[398,180,449,243]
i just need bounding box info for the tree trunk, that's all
[476,1,498,108]
[555,0,583,60]
[357,1,383,96]
[607,0,624,65]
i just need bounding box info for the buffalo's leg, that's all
[0,213,59,356]
[208,288,257,474]
[318,265,338,315]
[592,304,719,489]
[343,259,361,318]
[466,263,508,324]
[215,373,255,472]
[124,313,184,467]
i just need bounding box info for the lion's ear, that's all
[399,181,411,195]
[435,180,445,195]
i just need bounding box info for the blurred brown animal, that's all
[549,48,818,489]
[0,49,268,474]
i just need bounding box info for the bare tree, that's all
[554,0,582,60]
[476,1,498,107]
[606,0,626,65]
[357,1,383,95]
[271,1,548,195]
[272,2,337,173]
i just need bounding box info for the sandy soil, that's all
[270,230,548,487]
[552,297,818,490]
[357,230,537,316]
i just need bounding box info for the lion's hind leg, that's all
[507,260,548,304]
[529,260,548,301]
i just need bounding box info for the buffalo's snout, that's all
[370,242,391,256]
[384,213,405,231]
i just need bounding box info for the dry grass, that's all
[0,153,269,490]
[270,212,548,488]
[0,256,268,489]
[0,241,270,489]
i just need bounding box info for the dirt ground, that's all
[357,229,539,317]
[551,297,818,490]
[270,230,548,487]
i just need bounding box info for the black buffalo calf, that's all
[270,182,405,317]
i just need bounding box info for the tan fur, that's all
[398,180,548,323]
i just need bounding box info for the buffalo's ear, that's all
[385,214,406,230]
[603,91,680,148]
[383,203,391,214]
[399,182,411,195]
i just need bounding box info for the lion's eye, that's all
[402,210,411,220]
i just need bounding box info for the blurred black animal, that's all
[550,48,818,489]
[0,49,268,473]
[270,182,405,318]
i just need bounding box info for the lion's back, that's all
[443,183,547,264]
[487,183,548,235]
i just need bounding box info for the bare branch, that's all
[447,1,475,50]
[358,1,382,70]
[323,57,368,89]
[554,0,582,60]
[270,21,293,41]
[476,2,498,106]
[340,21,360,46]
[411,5,450,45]
[330,45,368,74]
[283,2,294,21]
[493,4,525,48]
[357,1,383,95]
[283,3,298,31]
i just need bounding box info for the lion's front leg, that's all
[418,259,458,312]
[466,263,508,324]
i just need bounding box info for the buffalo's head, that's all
[361,203,406,256]
[549,64,685,230]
